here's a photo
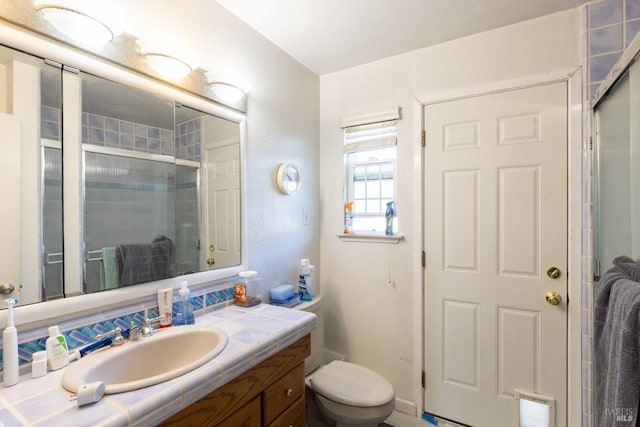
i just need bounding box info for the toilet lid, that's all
[310,361,394,407]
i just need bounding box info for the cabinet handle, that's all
[286,388,293,397]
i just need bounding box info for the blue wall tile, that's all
[590,24,623,54]
[590,51,623,81]
[627,0,640,20]
[590,0,623,28]
[627,19,640,46]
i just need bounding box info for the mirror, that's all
[0,42,243,305]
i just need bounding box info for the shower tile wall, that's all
[175,118,203,275]
[175,117,203,162]
[40,109,204,291]
[83,112,175,157]
[586,0,640,100]
[580,1,640,425]
[40,105,60,141]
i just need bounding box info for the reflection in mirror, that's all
[176,105,241,271]
[80,71,179,291]
[41,59,63,301]
[77,73,241,292]
[1,40,243,305]
[0,44,64,304]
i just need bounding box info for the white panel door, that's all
[424,82,568,427]
[205,139,240,269]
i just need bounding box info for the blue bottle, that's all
[173,281,195,325]
[385,201,396,236]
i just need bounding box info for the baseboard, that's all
[394,397,417,416]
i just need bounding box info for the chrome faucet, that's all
[94,326,125,346]
[142,315,167,337]
[127,321,141,341]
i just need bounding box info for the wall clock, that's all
[275,162,301,195]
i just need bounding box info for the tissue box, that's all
[270,284,294,301]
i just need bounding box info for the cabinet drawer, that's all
[262,363,304,424]
[267,396,304,427]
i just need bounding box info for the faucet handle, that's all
[95,326,125,346]
[142,315,166,337]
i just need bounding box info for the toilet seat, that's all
[310,360,394,407]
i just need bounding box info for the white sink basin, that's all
[61,325,228,394]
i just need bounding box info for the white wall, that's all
[200,6,321,288]
[319,9,581,409]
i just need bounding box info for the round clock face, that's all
[276,163,301,195]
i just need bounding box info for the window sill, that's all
[337,234,404,244]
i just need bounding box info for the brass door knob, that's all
[546,291,562,305]
[207,257,216,266]
[0,283,14,295]
[546,266,561,279]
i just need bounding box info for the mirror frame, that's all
[0,21,248,329]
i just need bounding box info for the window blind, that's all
[341,107,399,153]
[343,120,397,153]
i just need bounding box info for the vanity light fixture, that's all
[141,52,194,80]
[33,1,116,46]
[208,81,246,103]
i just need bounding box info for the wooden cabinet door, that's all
[217,396,261,427]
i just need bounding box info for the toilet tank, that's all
[296,296,324,375]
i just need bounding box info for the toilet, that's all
[296,296,395,426]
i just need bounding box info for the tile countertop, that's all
[0,304,316,427]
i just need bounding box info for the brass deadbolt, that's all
[546,266,561,279]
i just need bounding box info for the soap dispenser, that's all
[173,281,195,325]
[3,299,18,387]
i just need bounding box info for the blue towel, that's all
[594,255,640,426]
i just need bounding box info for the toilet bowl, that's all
[311,360,395,426]
[295,296,395,426]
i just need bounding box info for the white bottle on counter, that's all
[3,299,19,387]
[46,325,69,371]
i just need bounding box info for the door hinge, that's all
[422,371,426,388]
[421,130,426,147]
[422,250,426,268]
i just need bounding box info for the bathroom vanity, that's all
[0,304,315,426]
[160,334,309,426]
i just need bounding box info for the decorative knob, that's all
[207,257,216,266]
[546,291,562,306]
[546,267,561,279]
[0,283,15,295]
[286,388,293,397]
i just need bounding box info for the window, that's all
[342,111,398,234]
